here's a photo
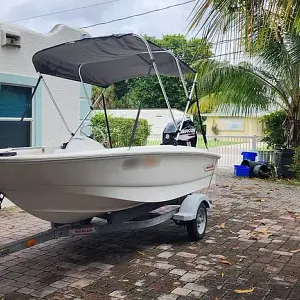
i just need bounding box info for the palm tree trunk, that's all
[284,116,300,148]
[292,119,300,148]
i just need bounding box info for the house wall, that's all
[0,22,90,147]
[205,116,263,136]
[79,84,93,137]
[0,23,90,208]
[92,109,192,136]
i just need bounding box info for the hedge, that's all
[292,147,300,180]
[91,112,152,147]
[260,110,286,149]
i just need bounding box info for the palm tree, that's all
[91,85,117,109]
[188,93,218,114]
[188,0,300,53]
[189,32,300,148]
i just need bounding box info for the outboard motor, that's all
[162,119,197,147]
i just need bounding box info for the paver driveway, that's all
[1,169,300,300]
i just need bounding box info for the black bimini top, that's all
[32,33,196,88]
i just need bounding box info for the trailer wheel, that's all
[186,202,207,241]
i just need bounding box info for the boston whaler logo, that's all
[178,126,196,141]
[204,163,215,172]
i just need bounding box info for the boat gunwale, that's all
[0,147,221,163]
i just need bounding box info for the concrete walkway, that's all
[1,170,300,299]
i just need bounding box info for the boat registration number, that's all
[70,227,96,235]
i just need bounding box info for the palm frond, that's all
[194,58,288,116]
[188,0,300,54]
[188,93,218,114]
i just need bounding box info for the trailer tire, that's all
[186,202,207,241]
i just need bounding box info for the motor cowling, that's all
[162,119,197,147]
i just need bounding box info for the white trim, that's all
[0,117,32,121]
[205,135,259,138]
[201,113,264,118]
[0,82,35,147]
[30,120,33,147]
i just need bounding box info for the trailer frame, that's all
[0,193,212,258]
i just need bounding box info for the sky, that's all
[0,0,198,38]
[0,0,248,62]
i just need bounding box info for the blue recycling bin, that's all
[234,165,250,177]
[241,151,257,162]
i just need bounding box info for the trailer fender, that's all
[173,193,212,222]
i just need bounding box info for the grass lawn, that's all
[147,138,240,148]
[197,139,240,148]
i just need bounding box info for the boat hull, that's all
[0,145,220,224]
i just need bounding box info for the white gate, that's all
[202,135,270,167]
[146,135,271,168]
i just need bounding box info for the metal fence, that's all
[146,135,272,167]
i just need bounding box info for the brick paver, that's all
[1,169,300,299]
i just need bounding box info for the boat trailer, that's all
[0,193,212,258]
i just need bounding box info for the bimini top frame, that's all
[32,33,196,87]
[31,33,199,147]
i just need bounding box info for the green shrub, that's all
[192,116,207,134]
[292,147,300,179]
[261,110,286,149]
[91,112,151,147]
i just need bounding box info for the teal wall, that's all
[0,73,42,146]
[79,83,92,136]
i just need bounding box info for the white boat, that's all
[0,33,220,224]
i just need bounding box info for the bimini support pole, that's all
[132,34,178,130]
[174,56,189,99]
[176,72,198,139]
[78,64,91,105]
[41,74,74,136]
[140,47,197,141]
[20,75,42,122]
[102,93,112,148]
[128,65,152,149]
[70,87,107,141]
[140,49,193,104]
[62,64,108,148]
[195,84,208,150]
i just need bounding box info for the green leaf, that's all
[188,0,300,55]
[91,112,152,148]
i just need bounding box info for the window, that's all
[0,84,32,148]
[218,118,244,131]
